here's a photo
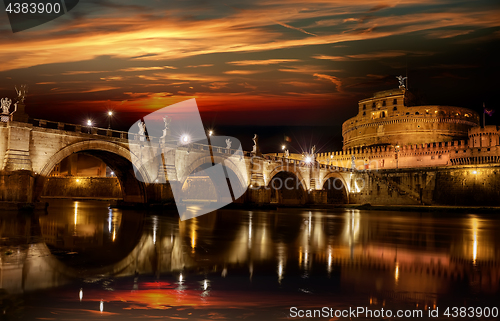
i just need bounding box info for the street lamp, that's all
[208,130,213,136]
[281,145,286,150]
[180,134,190,145]
[87,119,92,133]
[107,111,113,129]
[394,145,400,169]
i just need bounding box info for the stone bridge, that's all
[0,118,357,208]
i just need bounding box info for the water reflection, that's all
[1,201,499,319]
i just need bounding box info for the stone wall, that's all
[0,170,35,202]
[348,165,500,206]
[433,166,500,206]
[42,177,122,199]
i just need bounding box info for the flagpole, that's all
[483,102,485,128]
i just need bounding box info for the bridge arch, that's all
[35,140,149,203]
[321,172,349,204]
[267,166,307,205]
[178,155,249,202]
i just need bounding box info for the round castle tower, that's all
[342,88,480,149]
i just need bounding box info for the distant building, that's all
[342,87,480,149]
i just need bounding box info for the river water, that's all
[1,200,499,320]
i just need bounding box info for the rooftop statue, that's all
[226,138,232,149]
[396,75,407,88]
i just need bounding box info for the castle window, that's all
[363,104,366,110]
[393,106,397,111]
[363,111,366,116]
[415,112,420,115]
[406,112,410,115]
[381,112,386,118]
[393,99,397,105]
[382,100,386,106]
[372,102,376,109]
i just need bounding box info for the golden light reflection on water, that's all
[30,202,500,308]
[471,216,478,264]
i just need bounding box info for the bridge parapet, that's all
[30,118,131,140]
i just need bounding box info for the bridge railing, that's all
[30,118,131,139]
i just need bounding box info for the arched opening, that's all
[180,162,247,205]
[42,153,123,199]
[323,176,348,204]
[34,142,148,204]
[268,171,306,205]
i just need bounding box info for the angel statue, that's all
[163,115,171,130]
[15,84,28,103]
[1,98,12,115]
[0,98,17,122]
[252,134,258,152]
[285,149,290,158]
[225,138,232,149]
[138,121,146,135]
[396,75,407,88]
[161,115,171,138]
[311,145,316,155]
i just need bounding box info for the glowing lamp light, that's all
[110,171,114,176]
[79,289,83,301]
[305,156,312,164]
[180,134,190,144]
[281,145,286,150]
[108,111,113,116]
[472,170,477,174]
[76,179,80,183]
[87,119,92,126]
[208,130,213,136]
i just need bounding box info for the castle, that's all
[271,85,500,206]
[307,86,500,171]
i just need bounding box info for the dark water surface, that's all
[1,200,499,320]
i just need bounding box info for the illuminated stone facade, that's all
[342,88,480,149]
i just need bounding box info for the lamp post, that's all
[395,145,400,169]
[107,111,113,129]
[87,119,92,134]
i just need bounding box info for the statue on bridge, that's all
[226,138,232,149]
[285,149,289,158]
[1,98,13,114]
[161,115,171,138]
[138,121,146,141]
[252,134,261,156]
[15,84,28,104]
[0,97,17,122]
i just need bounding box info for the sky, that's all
[0,0,499,151]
